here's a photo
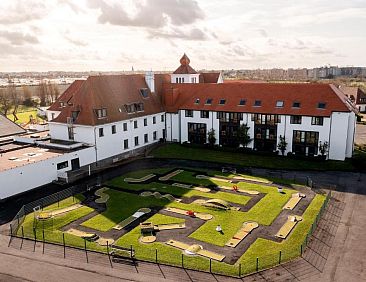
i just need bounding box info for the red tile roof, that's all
[48,80,85,112]
[163,82,355,116]
[52,75,165,126]
[199,72,220,83]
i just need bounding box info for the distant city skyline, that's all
[0,0,365,72]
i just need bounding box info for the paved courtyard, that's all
[355,124,366,144]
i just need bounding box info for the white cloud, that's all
[0,0,365,71]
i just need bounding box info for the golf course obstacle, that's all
[34,204,83,220]
[95,187,110,204]
[65,228,114,246]
[283,193,306,210]
[140,191,176,202]
[155,223,186,231]
[219,185,260,195]
[139,221,186,244]
[159,170,184,181]
[164,207,213,220]
[275,215,303,239]
[225,221,259,248]
[196,175,232,183]
[193,198,238,211]
[166,240,225,261]
[124,174,156,183]
[109,245,135,260]
[172,182,211,192]
[113,208,152,230]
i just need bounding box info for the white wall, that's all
[277,115,331,155]
[48,122,70,140]
[180,110,219,144]
[0,147,95,200]
[46,110,61,121]
[93,112,166,161]
[171,74,200,84]
[329,112,353,160]
[166,113,180,142]
[345,112,356,158]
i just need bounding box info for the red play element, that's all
[233,185,239,192]
[187,210,195,217]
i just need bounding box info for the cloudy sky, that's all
[0,0,365,72]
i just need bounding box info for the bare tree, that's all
[22,86,34,107]
[0,88,12,115]
[47,82,60,104]
[8,81,19,121]
[38,81,47,107]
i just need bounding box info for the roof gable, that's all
[52,74,165,126]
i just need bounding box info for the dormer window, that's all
[60,102,65,107]
[135,102,144,112]
[194,98,200,104]
[140,88,149,98]
[96,108,107,119]
[219,99,226,105]
[124,104,135,113]
[71,111,79,121]
[124,102,144,113]
[292,102,301,108]
[276,100,284,107]
[318,102,326,109]
[239,99,246,106]
[205,98,213,105]
[254,100,262,107]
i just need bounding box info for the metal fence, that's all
[9,184,88,237]
[8,186,332,278]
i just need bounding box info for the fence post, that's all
[33,228,37,252]
[209,258,212,273]
[305,234,308,246]
[62,233,66,258]
[256,257,259,272]
[130,245,133,259]
[279,251,282,264]
[181,254,184,268]
[17,215,20,226]
[84,239,89,263]
[57,193,60,208]
[155,249,158,263]
[42,229,45,254]
[300,244,303,256]
[238,263,241,277]
[8,224,13,247]
[106,241,113,268]
[20,226,24,250]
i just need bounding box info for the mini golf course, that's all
[17,166,327,277]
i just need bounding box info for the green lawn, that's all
[16,167,327,277]
[6,106,45,124]
[108,168,294,247]
[19,198,104,251]
[42,194,85,212]
[81,189,171,231]
[151,143,354,171]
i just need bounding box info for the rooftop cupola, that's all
[171,53,199,83]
